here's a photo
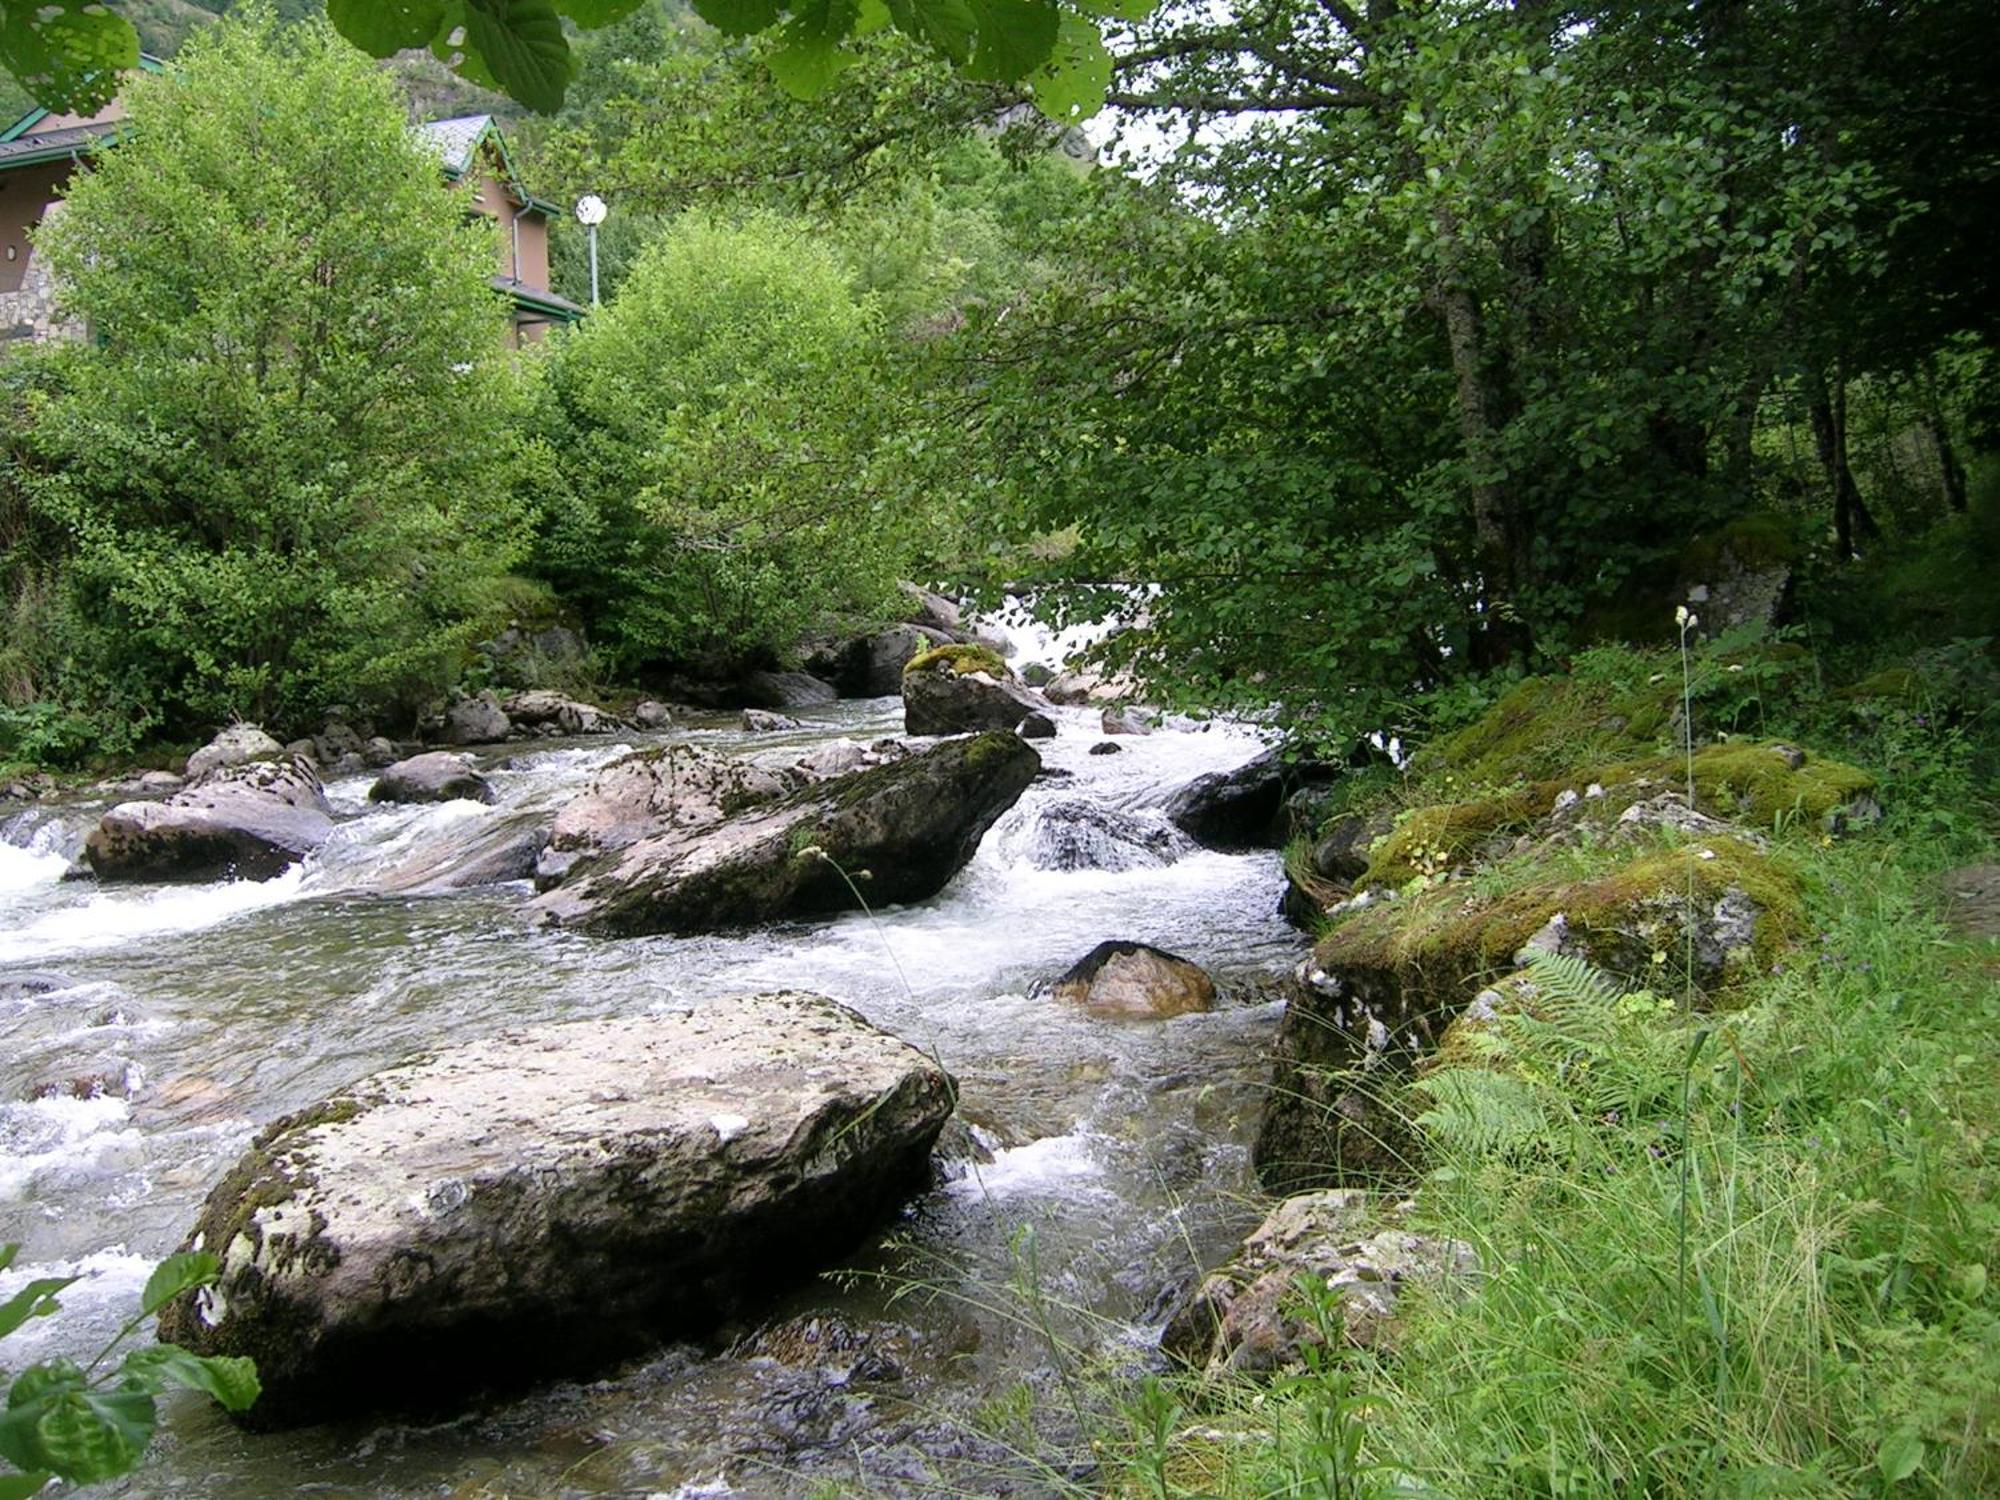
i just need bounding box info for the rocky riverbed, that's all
[1,691,1302,1497]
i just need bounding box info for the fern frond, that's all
[1412,1069,1553,1155]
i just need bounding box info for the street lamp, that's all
[575,193,607,308]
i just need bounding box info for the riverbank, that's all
[1103,644,2000,1498]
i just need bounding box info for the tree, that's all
[528,212,907,675]
[25,13,524,741]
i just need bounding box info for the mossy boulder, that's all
[902,644,1049,736]
[904,643,1010,679]
[530,732,1039,936]
[1360,741,1876,888]
[1254,836,1805,1191]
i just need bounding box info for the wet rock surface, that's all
[1167,750,1332,851]
[158,992,957,1429]
[84,758,333,883]
[1012,799,1190,873]
[530,733,1040,936]
[1046,940,1216,1019]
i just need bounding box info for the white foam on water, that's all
[0,838,70,893]
[650,1475,737,1499]
[0,1246,156,1365]
[0,864,308,965]
[947,1132,1105,1201]
[0,1092,143,1202]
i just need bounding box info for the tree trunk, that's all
[1807,362,1880,556]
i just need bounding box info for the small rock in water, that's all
[632,700,674,729]
[185,724,287,782]
[1100,707,1155,736]
[743,708,802,733]
[1044,940,1215,1019]
[369,752,495,806]
[1016,711,1057,740]
[1087,742,1123,757]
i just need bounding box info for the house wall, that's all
[0,157,76,294]
[0,194,83,342]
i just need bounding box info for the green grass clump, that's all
[903,642,1011,679]
[1107,834,1999,1497]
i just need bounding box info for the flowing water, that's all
[0,680,1302,1497]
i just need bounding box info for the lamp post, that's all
[575,194,607,308]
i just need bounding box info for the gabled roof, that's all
[0,53,167,146]
[0,120,123,169]
[416,114,560,218]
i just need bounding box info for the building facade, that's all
[0,64,581,348]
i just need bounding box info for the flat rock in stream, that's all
[530,732,1039,936]
[83,758,333,883]
[157,992,956,1429]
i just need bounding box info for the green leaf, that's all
[0,1248,17,1276]
[23,1389,155,1484]
[962,0,1058,82]
[0,1280,77,1344]
[325,0,447,56]
[690,0,785,36]
[460,0,573,113]
[138,1253,218,1320]
[1876,1428,1924,1484]
[1022,10,1108,121]
[0,1363,84,1475]
[0,0,140,114]
[0,1471,52,1499]
[1068,0,1152,20]
[884,0,974,65]
[765,0,859,99]
[119,1346,260,1413]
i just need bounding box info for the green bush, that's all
[21,12,526,740]
[528,212,909,677]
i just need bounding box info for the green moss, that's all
[903,643,1011,679]
[1682,511,1802,575]
[1688,742,1874,827]
[1422,676,1681,788]
[1322,835,1805,1004]
[1360,790,1546,887]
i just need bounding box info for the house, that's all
[0,61,583,347]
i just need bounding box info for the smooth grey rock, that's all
[368,752,494,806]
[1100,707,1155,736]
[1044,668,1138,705]
[534,745,789,889]
[790,739,909,784]
[631,700,674,729]
[1017,712,1057,740]
[185,725,286,783]
[742,671,839,709]
[1045,940,1214,1019]
[1160,1190,1476,1374]
[362,737,400,768]
[442,693,511,746]
[743,708,802,733]
[158,993,956,1428]
[137,770,186,794]
[531,733,1039,937]
[85,758,332,883]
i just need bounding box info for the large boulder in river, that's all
[157,993,956,1428]
[1166,749,1335,851]
[807,624,954,698]
[901,645,1049,737]
[84,758,332,883]
[533,744,790,889]
[531,732,1038,936]
[184,724,286,782]
[368,752,494,806]
[742,670,839,709]
[1046,940,1215,1019]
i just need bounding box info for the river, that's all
[0,684,1300,1497]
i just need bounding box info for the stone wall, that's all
[0,202,84,346]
